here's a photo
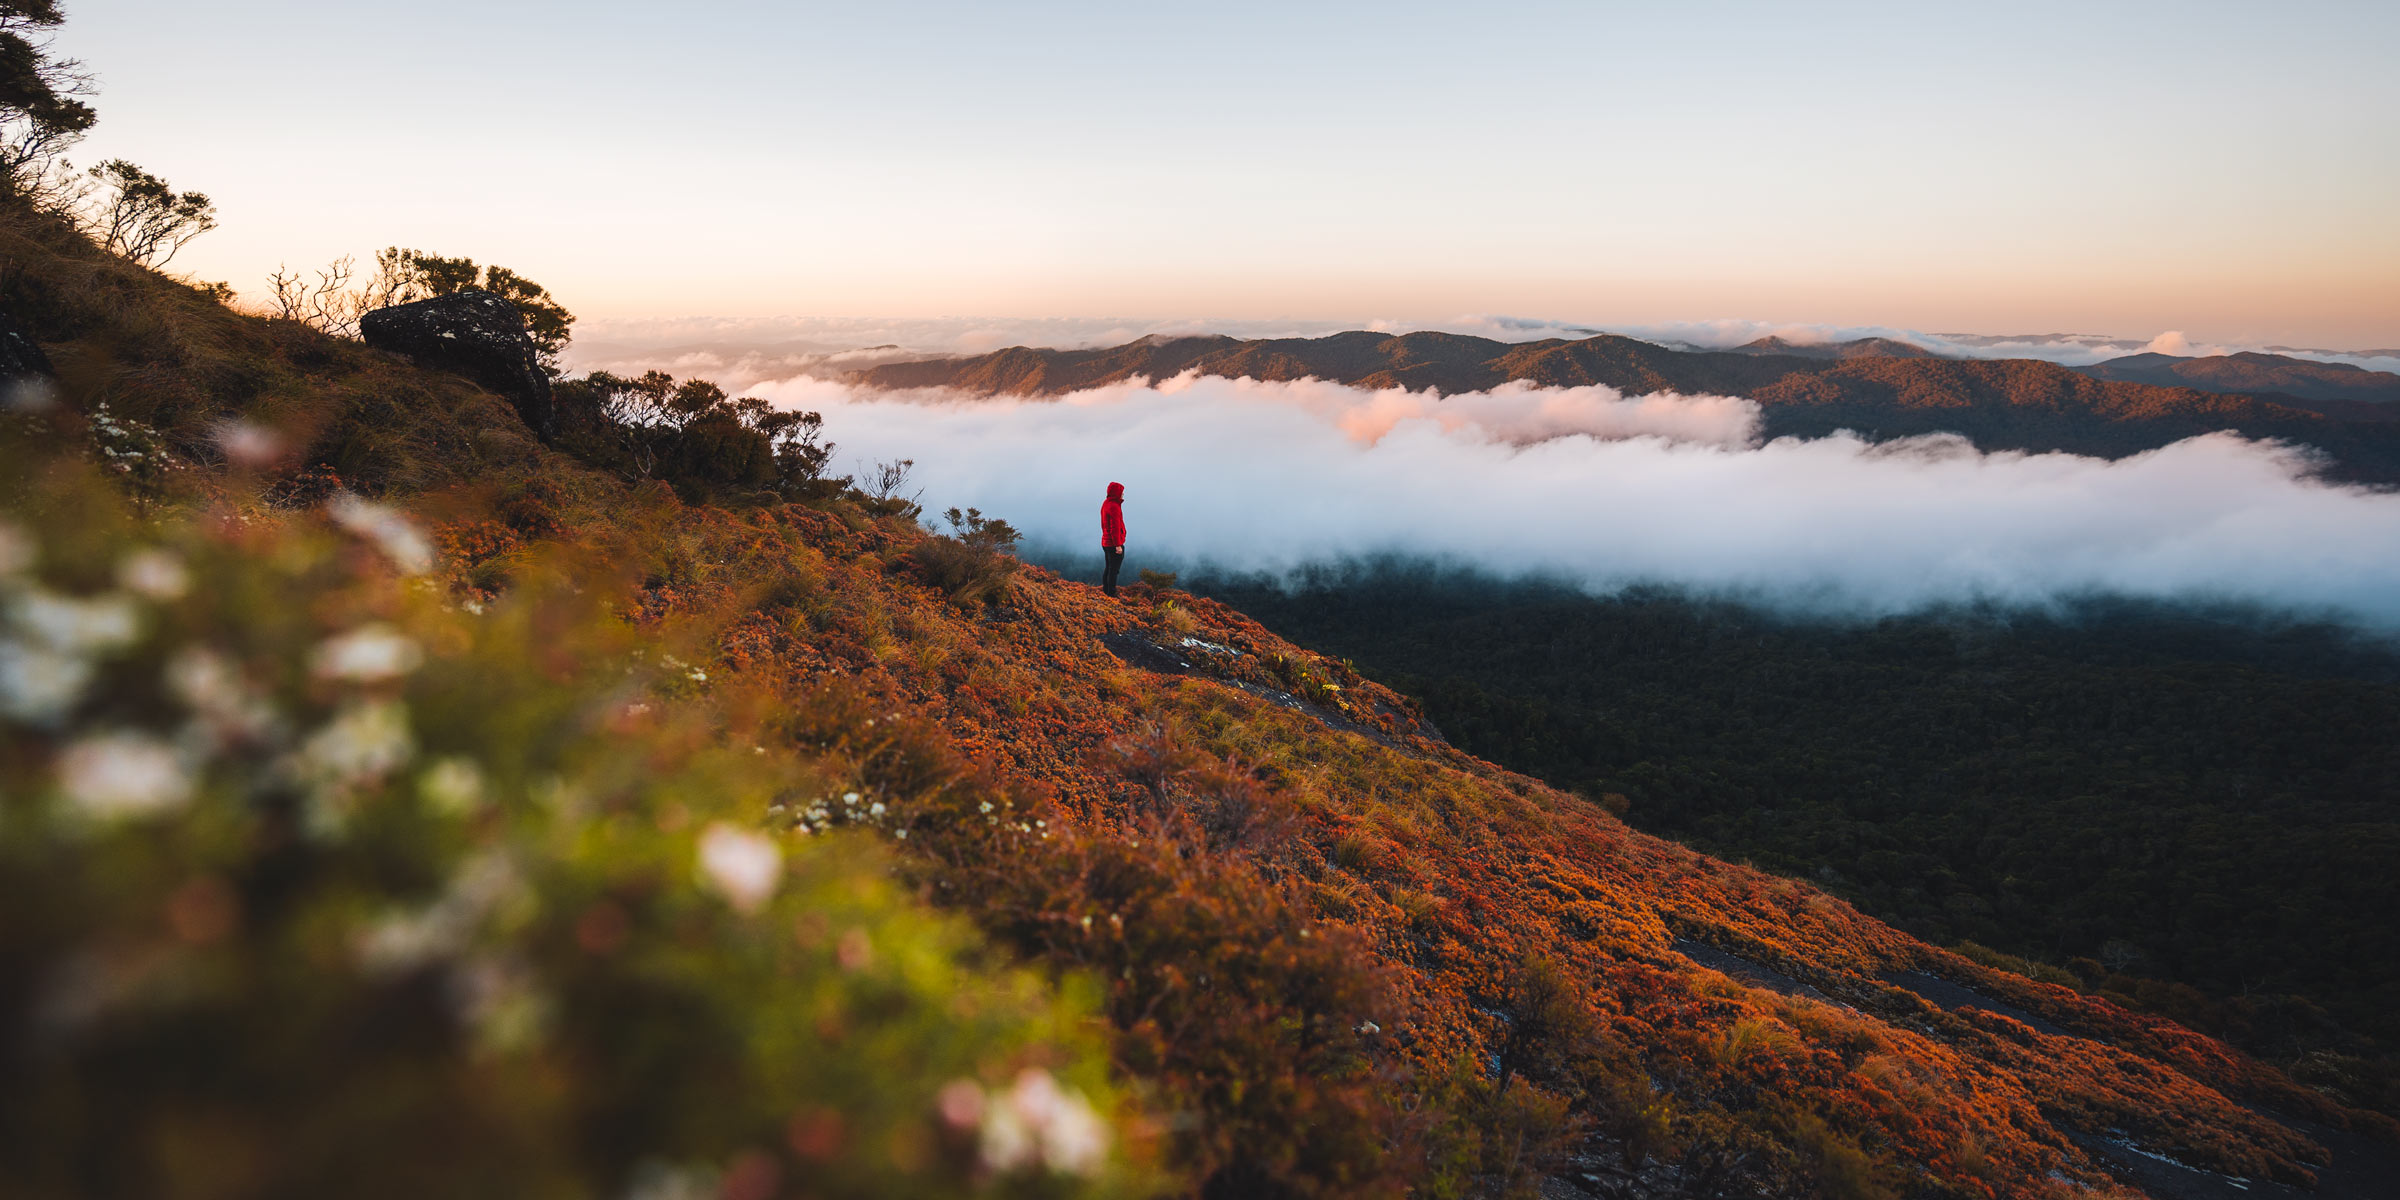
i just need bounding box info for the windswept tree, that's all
[553,369,838,503]
[83,158,215,267]
[0,0,95,201]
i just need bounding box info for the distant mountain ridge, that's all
[2073,350,2400,409]
[850,330,2400,484]
[1726,334,1943,359]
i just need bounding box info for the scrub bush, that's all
[0,449,1153,1200]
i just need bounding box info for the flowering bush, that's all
[0,453,1155,1199]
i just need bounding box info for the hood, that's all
[1106,482,1124,501]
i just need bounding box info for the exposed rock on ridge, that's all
[362,289,555,441]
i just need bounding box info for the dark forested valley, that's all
[1194,561,2400,1108]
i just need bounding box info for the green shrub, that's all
[910,507,1022,608]
[0,450,1155,1199]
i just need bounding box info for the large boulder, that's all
[361,289,554,441]
[0,309,55,382]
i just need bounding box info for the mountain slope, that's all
[1727,336,1943,359]
[9,202,2400,1198]
[852,331,2400,484]
[2072,351,2400,416]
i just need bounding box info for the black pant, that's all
[1102,546,1124,595]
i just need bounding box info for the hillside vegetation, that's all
[8,198,2400,1199]
[1196,565,2400,1112]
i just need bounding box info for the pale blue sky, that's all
[59,0,2400,343]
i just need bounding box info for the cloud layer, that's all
[753,373,2400,628]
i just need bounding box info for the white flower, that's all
[620,1163,718,1200]
[0,637,90,722]
[450,953,549,1052]
[0,520,33,577]
[697,822,781,913]
[868,801,886,818]
[938,1079,986,1130]
[166,647,279,744]
[980,1069,1109,1176]
[842,791,861,804]
[419,758,486,816]
[311,624,423,682]
[297,700,414,789]
[358,849,524,972]
[327,494,433,574]
[10,589,140,654]
[4,375,57,413]
[57,732,193,820]
[213,421,284,468]
[115,548,190,601]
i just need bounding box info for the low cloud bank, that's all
[567,315,2400,392]
[753,373,2400,628]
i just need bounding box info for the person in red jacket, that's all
[1100,481,1127,597]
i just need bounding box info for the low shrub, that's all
[911,506,1022,608]
[0,450,1155,1199]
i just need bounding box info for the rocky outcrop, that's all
[361,289,553,441]
[0,309,55,382]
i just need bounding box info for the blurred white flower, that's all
[450,953,550,1053]
[57,732,194,820]
[295,700,414,805]
[214,420,284,468]
[115,548,190,601]
[4,375,57,413]
[621,1162,719,1200]
[419,757,486,816]
[0,520,33,577]
[0,637,90,722]
[358,850,523,972]
[311,624,423,682]
[696,822,781,913]
[10,589,140,654]
[165,647,280,745]
[980,1068,1109,1176]
[327,493,433,574]
[938,1079,986,1130]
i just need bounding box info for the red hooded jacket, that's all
[1101,482,1125,549]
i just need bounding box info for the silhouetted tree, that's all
[0,0,93,200]
[83,158,215,267]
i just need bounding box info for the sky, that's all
[59,0,2400,347]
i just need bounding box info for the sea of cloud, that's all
[750,372,2400,629]
[565,315,2400,392]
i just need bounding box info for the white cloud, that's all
[753,373,2400,627]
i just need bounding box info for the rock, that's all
[0,309,55,381]
[360,289,554,441]
[0,309,57,410]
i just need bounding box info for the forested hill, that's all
[12,196,2400,1199]
[1193,567,2400,1096]
[850,330,2400,484]
[2069,351,2400,411]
